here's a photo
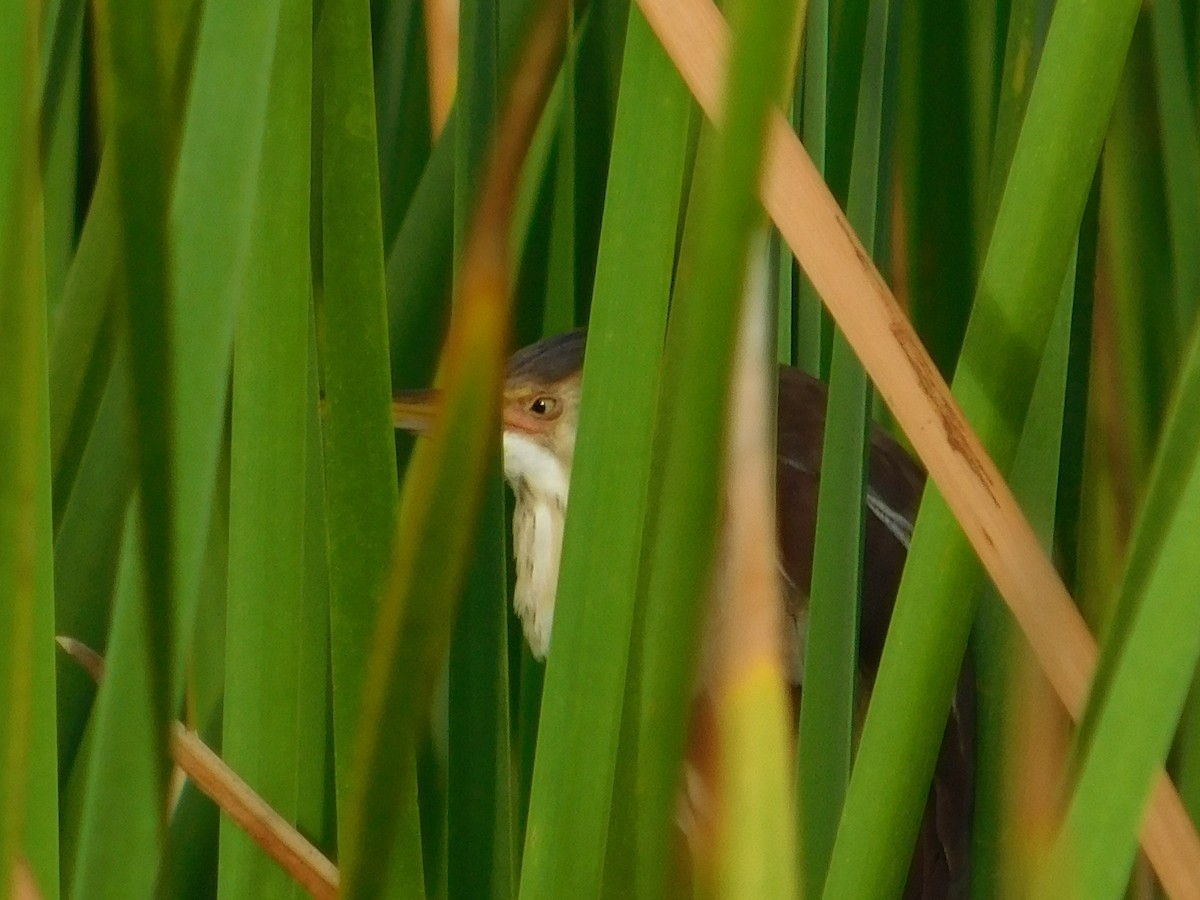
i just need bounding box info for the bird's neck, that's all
[502,431,571,659]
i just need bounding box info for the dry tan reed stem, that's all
[170,725,339,899]
[56,638,339,900]
[632,0,1200,894]
[423,0,458,137]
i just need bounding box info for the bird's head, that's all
[391,329,586,501]
[391,329,587,658]
[494,329,585,508]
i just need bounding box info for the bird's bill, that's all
[392,389,441,435]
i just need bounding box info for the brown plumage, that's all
[393,328,973,899]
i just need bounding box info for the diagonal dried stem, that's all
[632,0,1200,894]
[56,637,339,900]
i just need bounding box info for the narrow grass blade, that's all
[898,0,976,376]
[632,0,802,891]
[0,3,58,892]
[68,512,166,898]
[571,3,624,326]
[386,116,456,390]
[1152,0,1200,334]
[1054,182,1099,599]
[52,357,135,780]
[962,0,1000,245]
[1038,318,1200,897]
[47,157,120,529]
[300,311,334,860]
[794,0,827,378]
[218,0,313,893]
[95,0,178,796]
[448,463,514,900]
[541,0,576,336]
[985,0,1040,225]
[39,0,84,312]
[446,0,523,895]
[798,0,891,888]
[1098,21,1177,505]
[823,0,868,206]
[169,0,286,707]
[516,8,690,897]
[455,0,513,246]
[372,0,432,248]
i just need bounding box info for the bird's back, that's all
[773,365,972,900]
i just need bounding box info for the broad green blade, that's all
[633,0,802,893]
[1038,317,1200,898]
[824,0,1143,895]
[970,260,1077,898]
[967,2,1058,893]
[317,0,423,889]
[217,0,313,894]
[711,243,799,900]
[516,8,690,898]
[338,313,507,899]
[0,2,58,892]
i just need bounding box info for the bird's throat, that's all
[503,431,571,659]
[511,491,565,659]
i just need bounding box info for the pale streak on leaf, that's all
[12,860,41,900]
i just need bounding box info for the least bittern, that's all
[393,329,972,899]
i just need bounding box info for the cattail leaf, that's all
[338,4,567,895]
[632,0,802,891]
[517,8,691,897]
[217,0,315,894]
[0,1,57,892]
[1040,303,1200,899]
[824,1,1148,894]
[798,0,892,889]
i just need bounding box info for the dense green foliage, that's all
[3,0,1200,897]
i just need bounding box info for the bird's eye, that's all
[529,396,557,417]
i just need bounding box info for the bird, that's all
[392,328,972,899]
